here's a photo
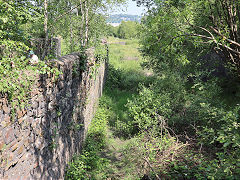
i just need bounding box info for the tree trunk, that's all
[84,0,89,47]
[80,0,84,46]
[70,2,73,52]
[42,0,48,60]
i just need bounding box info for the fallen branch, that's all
[144,157,160,180]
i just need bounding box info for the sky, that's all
[111,0,145,16]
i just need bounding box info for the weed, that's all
[65,108,109,179]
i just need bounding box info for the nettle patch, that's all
[0,40,61,119]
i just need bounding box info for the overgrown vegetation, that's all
[0,0,61,116]
[131,0,240,178]
[66,107,110,179]
[108,21,140,39]
[2,0,240,179]
[67,20,240,180]
[66,37,155,179]
[0,0,124,117]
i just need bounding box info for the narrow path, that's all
[100,130,131,179]
[95,37,154,179]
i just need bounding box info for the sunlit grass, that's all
[108,37,144,72]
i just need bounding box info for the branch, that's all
[228,50,238,65]
[49,0,87,29]
[194,26,217,43]
[169,33,213,45]
[210,26,240,48]
[171,33,240,55]
[143,157,160,180]
[218,42,240,55]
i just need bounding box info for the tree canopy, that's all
[137,0,240,74]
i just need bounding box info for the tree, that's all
[0,0,33,42]
[117,21,140,39]
[21,0,126,56]
[137,0,240,74]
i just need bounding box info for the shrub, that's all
[126,70,240,178]
[126,72,186,133]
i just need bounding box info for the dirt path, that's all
[99,129,131,179]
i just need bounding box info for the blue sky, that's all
[111,0,145,16]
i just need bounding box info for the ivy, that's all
[0,39,61,119]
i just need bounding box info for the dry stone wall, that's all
[0,48,107,179]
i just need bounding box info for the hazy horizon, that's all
[110,0,145,16]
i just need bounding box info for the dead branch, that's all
[144,157,160,180]
[210,26,240,48]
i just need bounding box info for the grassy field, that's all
[108,37,145,71]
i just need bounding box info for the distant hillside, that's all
[107,14,141,23]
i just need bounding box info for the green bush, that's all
[126,70,240,178]
[116,21,140,39]
[126,72,186,133]
[106,64,123,89]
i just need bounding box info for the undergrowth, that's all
[65,108,110,180]
[65,37,240,179]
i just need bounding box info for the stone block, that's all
[17,144,25,156]
[31,101,38,109]
[31,89,39,97]
[10,140,20,152]
[0,156,7,168]
[20,120,31,130]
[0,110,4,119]
[48,101,55,111]
[40,117,47,125]
[23,138,29,148]
[22,130,31,139]
[38,101,46,109]
[36,79,42,87]
[17,109,26,119]
[32,109,37,117]
[3,127,15,144]
[1,118,11,128]
[34,138,44,149]
[2,105,10,114]
[7,152,14,163]
[27,134,34,144]
[38,108,45,117]
[0,138,5,151]
[37,95,45,103]
[58,81,64,90]
[31,118,40,129]
[19,152,31,162]
[18,116,27,124]
[4,114,11,122]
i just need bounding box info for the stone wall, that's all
[30,37,62,58]
[0,48,107,179]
